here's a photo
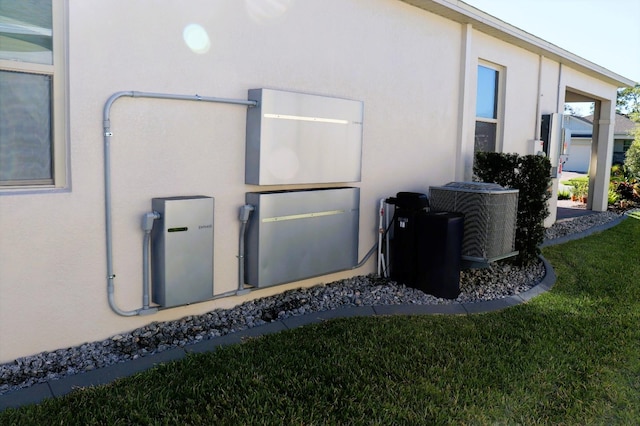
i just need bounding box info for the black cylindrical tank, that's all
[389,192,464,299]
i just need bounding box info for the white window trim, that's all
[475,60,505,153]
[0,0,69,194]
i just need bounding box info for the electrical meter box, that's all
[151,196,214,307]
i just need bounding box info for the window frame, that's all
[0,0,68,193]
[474,60,504,154]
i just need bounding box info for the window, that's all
[0,0,66,190]
[474,63,502,154]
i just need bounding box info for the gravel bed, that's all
[544,210,622,240]
[0,210,625,396]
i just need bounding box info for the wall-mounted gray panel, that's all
[246,88,363,185]
[151,196,214,307]
[245,187,359,288]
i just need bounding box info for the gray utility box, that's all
[429,182,518,263]
[245,187,359,288]
[151,196,214,308]
[246,88,363,185]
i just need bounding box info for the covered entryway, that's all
[560,88,615,215]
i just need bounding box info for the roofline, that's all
[401,0,637,88]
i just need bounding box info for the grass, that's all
[2,215,640,424]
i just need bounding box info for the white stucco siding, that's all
[0,0,628,363]
[538,58,562,115]
[0,0,465,362]
[471,31,541,154]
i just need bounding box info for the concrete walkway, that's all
[0,212,629,412]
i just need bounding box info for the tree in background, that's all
[620,85,640,177]
[564,104,580,116]
[617,84,640,117]
[624,120,640,177]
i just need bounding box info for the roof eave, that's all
[401,0,637,88]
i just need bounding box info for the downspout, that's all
[103,91,257,316]
[556,63,563,113]
[534,55,543,141]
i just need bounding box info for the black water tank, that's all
[390,192,464,299]
[415,211,464,299]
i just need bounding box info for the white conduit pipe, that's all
[141,211,161,313]
[237,204,255,295]
[385,201,391,276]
[103,91,257,316]
[354,198,396,272]
[377,198,386,277]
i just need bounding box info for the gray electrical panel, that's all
[245,187,359,288]
[151,196,214,307]
[246,88,363,185]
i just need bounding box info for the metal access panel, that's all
[245,187,359,288]
[151,196,214,307]
[246,88,363,185]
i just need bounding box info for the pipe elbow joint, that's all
[142,211,161,232]
[239,204,255,222]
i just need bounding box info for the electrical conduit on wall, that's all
[102,91,257,317]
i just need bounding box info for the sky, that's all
[463,0,640,85]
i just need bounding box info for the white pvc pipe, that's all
[377,199,385,277]
[237,204,255,295]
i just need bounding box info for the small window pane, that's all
[476,65,498,119]
[474,121,496,153]
[0,70,52,183]
[0,0,53,65]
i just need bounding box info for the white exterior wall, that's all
[0,0,623,363]
[472,31,541,155]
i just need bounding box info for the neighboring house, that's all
[0,0,636,364]
[562,114,638,172]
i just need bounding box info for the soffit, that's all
[401,0,637,87]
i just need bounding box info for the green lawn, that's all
[2,214,640,424]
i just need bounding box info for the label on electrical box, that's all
[168,227,188,233]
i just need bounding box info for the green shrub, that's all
[557,190,571,200]
[608,185,620,205]
[623,133,640,177]
[474,152,551,266]
[610,164,640,202]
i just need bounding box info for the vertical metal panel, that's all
[246,88,363,185]
[245,188,359,287]
[151,196,214,307]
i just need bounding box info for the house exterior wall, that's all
[0,0,623,363]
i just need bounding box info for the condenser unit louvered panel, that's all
[429,182,518,263]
